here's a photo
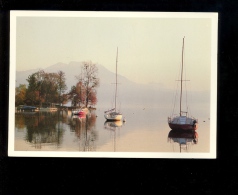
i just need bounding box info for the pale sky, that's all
[12,11,218,91]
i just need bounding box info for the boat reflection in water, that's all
[69,111,97,151]
[104,120,124,151]
[168,129,198,153]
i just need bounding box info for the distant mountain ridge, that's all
[16,61,149,105]
[16,61,136,88]
[15,61,209,108]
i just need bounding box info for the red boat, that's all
[78,110,85,115]
[72,108,88,116]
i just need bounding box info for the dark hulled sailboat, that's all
[168,37,198,131]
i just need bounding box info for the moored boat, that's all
[72,108,88,116]
[168,116,198,131]
[104,108,122,121]
[104,47,123,121]
[17,105,38,112]
[168,37,198,131]
[36,107,58,112]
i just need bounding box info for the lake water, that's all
[14,102,211,155]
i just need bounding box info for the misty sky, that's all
[11,11,217,91]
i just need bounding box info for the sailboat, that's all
[168,37,198,131]
[104,47,123,121]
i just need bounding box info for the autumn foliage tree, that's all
[68,81,86,107]
[68,61,99,108]
[16,62,99,108]
[81,61,99,107]
[15,84,27,106]
[25,72,41,105]
[25,70,67,107]
[87,88,97,107]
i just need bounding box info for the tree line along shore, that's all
[15,61,100,110]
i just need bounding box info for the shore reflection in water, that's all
[15,111,65,149]
[15,106,209,153]
[168,129,199,153]
[15,110,99,151]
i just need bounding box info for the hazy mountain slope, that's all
[15,61,210,109]
[15,61,155,103]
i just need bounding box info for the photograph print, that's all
[9,11,218,158]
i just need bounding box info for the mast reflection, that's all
[168,129,198,153]
[104,120,124,152]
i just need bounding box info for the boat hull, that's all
[72,108,88,115]
[104,113,122,121]
[168,122,198,131]
[168,116,198,131]
[72,110,85,115]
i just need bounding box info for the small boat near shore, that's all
[16,105,58,112]
[16,105,38,112]
[35,107,58,112]
[72,108,88,116]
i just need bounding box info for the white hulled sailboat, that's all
[104,47,123,121]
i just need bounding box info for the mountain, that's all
[16,61,133,89]
[15,61,210,109]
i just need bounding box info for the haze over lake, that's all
[14,61,211,156]
[16,61,210,110]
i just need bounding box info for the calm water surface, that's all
[15,104,210,153]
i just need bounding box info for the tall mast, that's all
[115,47,118,111]
[180,37,185,116]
